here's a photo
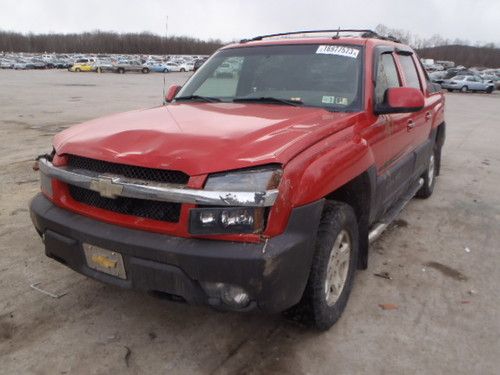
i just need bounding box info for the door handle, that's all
[425,112,432,121]
[407,119,416,130]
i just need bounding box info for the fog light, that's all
[201,282,250,309]
[221,285,250,308]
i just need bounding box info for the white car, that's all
[215,62,235,77]
[184,62,195,71]
[164,62,189,72]
[13,59,32,69]
[0,59,14,69]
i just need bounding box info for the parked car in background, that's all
[214,61,235,77]
[479,74,500,89]
[69,58,95,72]
[441,68,474,80]
[52,59,71,69]
[145,61,169,73]
[113,60,150,74]
[69,62,94,72]
[184,61,195,71]
[429,70,447,84]
[441,75,494,93]
[93,59,114,73]
[29,58,47,69]
[13,59,35,70]
[162,62,185,72]
[0,58,14,69]
[193,58,208,71]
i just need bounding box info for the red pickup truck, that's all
[30,30,445,330]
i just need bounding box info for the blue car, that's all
[146,62,169,73]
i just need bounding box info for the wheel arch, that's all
[434,122,446,176]
[285,135,376,269]
[324,168,376,269]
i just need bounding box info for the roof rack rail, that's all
[239,29,401,44]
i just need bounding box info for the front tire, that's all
[416,148,437,199]
[141,67,149,74]
[486,87,493,94]
[293,201,359,330]
[460,86,468,93]
[180,68,186,72]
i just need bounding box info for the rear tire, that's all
[288,201,359,331]
[180,68,186,72]
[486,87,493,94]
[447,89,453,92]
[142,67,149,74]
[416,148,437,199]
[117,68,125,74]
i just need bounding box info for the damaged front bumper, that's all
[30,194,324,313]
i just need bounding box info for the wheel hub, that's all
[428,154,435,187]
[325,229,351,306]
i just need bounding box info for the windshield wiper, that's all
[233,97,303,106]
[175,95,221,103]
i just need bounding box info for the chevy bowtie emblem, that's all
[89,177,124,198]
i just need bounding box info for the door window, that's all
[375,53,400,104]
[398,54,421,89]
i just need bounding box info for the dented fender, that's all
[264,123,375,237]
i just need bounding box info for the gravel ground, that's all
[0,69,499,374]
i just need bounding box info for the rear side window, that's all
[375,53,400,104]
[398,54,421,89]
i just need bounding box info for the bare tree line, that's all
[1,26,499,67]
[375,24,500,67]
[0,30,223,55]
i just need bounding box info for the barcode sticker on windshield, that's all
[316,45,359,58]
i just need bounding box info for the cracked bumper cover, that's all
[29,194,324,313]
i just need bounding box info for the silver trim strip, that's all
[38,158,279,207]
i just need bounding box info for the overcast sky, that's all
[1,0,499,45]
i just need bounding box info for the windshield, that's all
[178,44,364,111]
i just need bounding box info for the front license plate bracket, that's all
[83,243,127,280]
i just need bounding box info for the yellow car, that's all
[69,61,94,72]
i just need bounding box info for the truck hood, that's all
[54,103,360,176]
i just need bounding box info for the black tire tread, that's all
[286,201,359,330]
[416,147,438,199]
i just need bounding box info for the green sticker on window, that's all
[322,96,335,104]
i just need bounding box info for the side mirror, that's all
[165,85,181,103]
[375,87,424,114]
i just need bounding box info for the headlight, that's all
[189,207,264,235]
[189,165,282,235]
[204,165,282,191]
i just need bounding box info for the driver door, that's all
[369,51,415,215]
